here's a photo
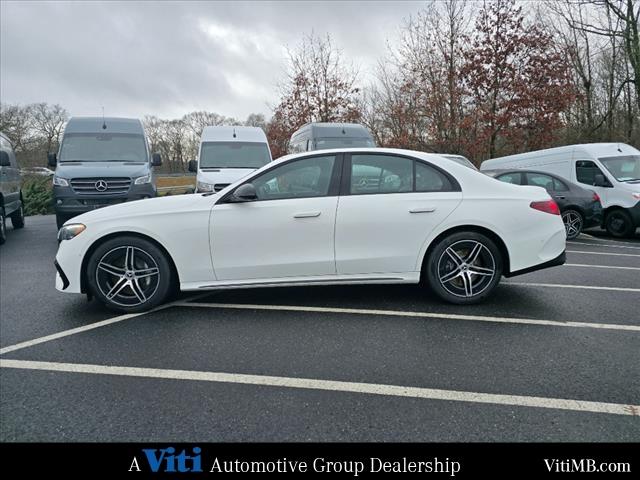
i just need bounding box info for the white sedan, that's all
[54,148,566,312]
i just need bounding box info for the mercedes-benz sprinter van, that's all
[188,126,272,193]
[49,117,161,229]
[287,123,376,154]
[480,143,640,237]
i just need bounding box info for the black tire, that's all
[56,212,69,230]
[425,231,503,305]
[561,209,582,240]
[10,202,25,229]
[605,210,634,238]
[86,235,173,313]
[0,207,6,245]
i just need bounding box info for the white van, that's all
[480,143,640,237]
[188,126,272,193]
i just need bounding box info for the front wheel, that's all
[10,203,25,229]
[425,232,503,305]
[86,236,174,312]
[605,210,634,238]
[561,209,582,240]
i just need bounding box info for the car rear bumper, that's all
[504,250,566,278]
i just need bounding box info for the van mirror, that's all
[594,173,609,187]
[188,160,197,173]
[151,153,162,167]
[231,183,258,202]
[0,151,10,167]
[47,152,57,167]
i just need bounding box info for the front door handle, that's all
[409,207,436,213]
[294,211,321,218]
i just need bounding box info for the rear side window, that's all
[525,172,555,191]
[576,160,605,186]
[415,162,453,192]
[350,154,413,194]
[553,177,569,191]
[496,172,522,185]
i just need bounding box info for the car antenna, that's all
[233,128,237,138]
[102,106,107,130]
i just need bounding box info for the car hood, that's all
[55,161,150,179]
[67,193,217,225]
[617,181,640,193]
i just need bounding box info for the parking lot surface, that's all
[1,215,639,441]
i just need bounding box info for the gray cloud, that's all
[1,0,423,120]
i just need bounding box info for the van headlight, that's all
[53,176,69,187]
[57,223,86,241]
[197,181,215,192]
[134,174,152,185]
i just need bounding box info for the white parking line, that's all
[506,282,640,293]
[582,233,640,246]
[568,241,640,250]
[1,359,637,416]
[176,302,640,331]
[567,250,640,257]
[565,263,640,271]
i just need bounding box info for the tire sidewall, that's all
[10,203,25,229]
[426,231,503,305]
[0,207,6,244]
[605,210,632,238]
[562,209,582,240]
[86,235,173,313]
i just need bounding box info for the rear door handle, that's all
[294,211,321,218]
[409,207,436,213]
[554,195,566,200]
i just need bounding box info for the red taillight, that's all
[530,200,560,215]
[593,192,601,203]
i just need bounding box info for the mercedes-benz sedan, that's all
[54,148,567,312]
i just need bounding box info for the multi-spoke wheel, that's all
[561,209,582,240]
[86,236,173,312]
[426,231,503,304]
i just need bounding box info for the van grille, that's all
[70,177,131,195]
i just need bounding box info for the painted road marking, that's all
[175,302,640,331]
[565,263,640,271]
[505,282,640,293]
[1,359,637,417]
[581,233,640,246]
[568,241,640,250]
[567,250,640,257]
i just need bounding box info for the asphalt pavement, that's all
[1,215,638,441]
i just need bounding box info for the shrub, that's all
[22,175,54,216]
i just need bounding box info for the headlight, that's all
[134,174,152,185]
[197,181,215,192]
[57,223,86,241]
[53,176,69,187]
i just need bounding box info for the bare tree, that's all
[29,103,67,154]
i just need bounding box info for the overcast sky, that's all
[1,1,427,121]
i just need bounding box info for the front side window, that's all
[200,142,270,169]
[525,172,555,192]
[350,154,413,194]
[252,155,335,200]
[59,133,147,162]
[598,155,640,183]
[496,172,522,185]
[576,160,606,186]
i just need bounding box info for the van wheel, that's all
[86,235,173,313]
[561,209,582,239]
[0,207,6,245]
[605,210,634,238]
[10,203,25,229]
[425,231,503,305]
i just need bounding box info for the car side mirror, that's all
[151,153,162,167]
[0,151,10,167]
[188,160,197,173]
[594,173,608,187]
[47,152,57,167]
[231,183,258,202]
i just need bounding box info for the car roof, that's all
[201,125,268,143]
[64,117,144,135]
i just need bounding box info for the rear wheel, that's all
[10,203,25,229]
[561,209,582,240]
[86,236,173,312]
[605,210,634,238]
[426,231,503,305]
[0,207,6,245]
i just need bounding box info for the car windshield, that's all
[59,133,147,162]
[599,155,640,182]
[314,137,375,150]
[199,142,270,169]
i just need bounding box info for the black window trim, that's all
[218,152,344,204]
[340,152,461,196]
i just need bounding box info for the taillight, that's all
[530,200,560,215]
[593,192,601,203]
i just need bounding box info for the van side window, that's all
[576,160,605,186]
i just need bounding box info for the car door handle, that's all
[554,195,566,200]
[293,211,321,218]
[409,207,436,213]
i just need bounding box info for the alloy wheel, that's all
[562,210,582,239]
[437,240,496,298]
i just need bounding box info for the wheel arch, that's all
[80,231,180,294]
[420,225,511,279]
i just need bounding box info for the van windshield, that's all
[59,133,147,162]
[599,155,640,182]
[200,142,271,169]
[314,137,375,150]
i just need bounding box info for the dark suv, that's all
[0,132,25,244]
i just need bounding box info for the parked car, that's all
[55,148,566,312]
[485,169,603,239]
[0,132,25,245]
[441,154,478,171]
[287,123,376,154]
[188,126,271,193]
[21,166,55,177]
[48,117,161,229]
[480,143,640,237]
